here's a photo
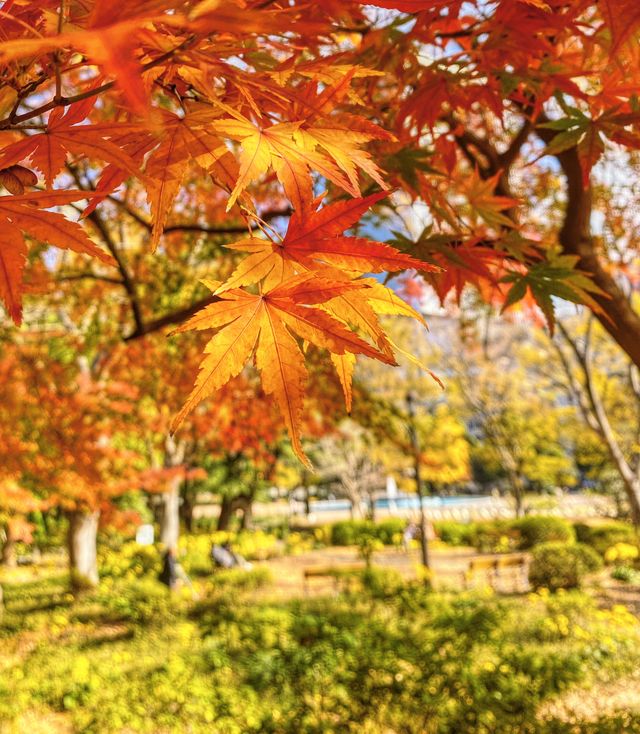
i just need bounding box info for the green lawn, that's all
[2,563,640,734]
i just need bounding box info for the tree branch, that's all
[535,118,640,369]
[0,34,196,130]
[557,320,640,522]
[85,208,144,336]
[56,273,125,286]
[110,196,293,237]
[123,294,220,341]
[550,333,600,434]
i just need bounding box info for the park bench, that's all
[303,563,365,594]
[464,554,529,592]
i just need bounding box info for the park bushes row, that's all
[94,513,636,568]
[434,516,637,558]
[96,519,627,593]
[435,516,576,551]
[321,515,583,552]
[291,516,637,562]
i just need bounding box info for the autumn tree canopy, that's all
[1,0,640,462]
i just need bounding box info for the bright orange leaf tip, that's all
[209,102,389,214]
[170,273,397,466]
[0,190,116,325]
[215,191,438,296]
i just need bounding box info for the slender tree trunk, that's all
[67,510,99,589]
[511,474,525,518]
[181,500,195,533]
[180,482,195,533]
[304,484,311,517]
[160,475,181,548]
[1,522,17,568]
[556,322,640,528]
[406,393,431,574]
[367,490,376,522]
[240,497,253,530]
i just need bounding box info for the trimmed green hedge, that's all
[329,518,405,547]
[434,516,575,552]
[574,521,637,557]
[512,516,576,549]
[318,517,637,560]
[433,520,476,546]
[529,542,603,590]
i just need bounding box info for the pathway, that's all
[259,545,529,597]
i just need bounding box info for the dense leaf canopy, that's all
[1,0,639,459]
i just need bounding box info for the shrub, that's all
[99,542,160,580]
[374,518,406,545]
[191,516,218,534]
[329,518,408,547]
[469,520,520,553]
[611,565,640,583]
[329,519,372,546]
[96,577,181,625]
[434,521,474,546]
[604,542,639,565]
[355,531,384,566]
[529,542,603,591]
[313,525,332,546]
[283,531,315,555]
[180,531,282,576]
[360,566,404,598]
[574,521,637,557]
[513,516,575,549]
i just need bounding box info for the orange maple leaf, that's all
[210,108,387,212]
[0,100,142,187]
[0,191,115,324]
[144,107,240,250]
[216,192,437,294]
[170,274,394,464]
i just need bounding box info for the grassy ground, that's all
[2,548,640,734]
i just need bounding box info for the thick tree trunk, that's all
[217,494,253,531]
[539,131,640,369]
[622,480,640,528]
[182,502,194,534]
[160,476,181,549]
[1,522,17,567]
[217,496,234,531]
[67,510,99,589]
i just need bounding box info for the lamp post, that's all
[405,391,431,571]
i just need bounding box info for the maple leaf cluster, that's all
[0,0,639,462]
